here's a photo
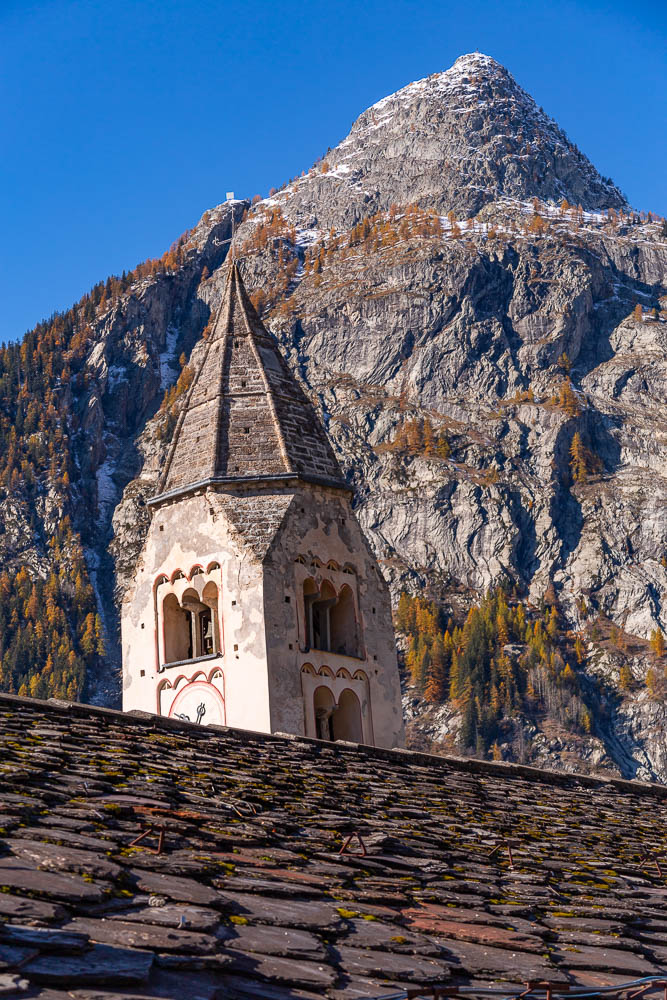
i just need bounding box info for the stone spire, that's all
[153,262,349,504]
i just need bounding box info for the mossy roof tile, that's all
[1,692,667,994]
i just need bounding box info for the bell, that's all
[204,620,214,640]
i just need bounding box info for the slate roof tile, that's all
[21,943,154,985]
[2,693,667,997]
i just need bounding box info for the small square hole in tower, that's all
[244,427,250,434]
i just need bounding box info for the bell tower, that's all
[121,262,404,749]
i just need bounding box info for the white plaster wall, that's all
[263,487,405,749]
[122,483,404,749]
[121,491,272,733]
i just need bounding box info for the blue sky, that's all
[1,0,665,342]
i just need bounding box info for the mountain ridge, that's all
[278,51,626,231]
[0,54,666,778]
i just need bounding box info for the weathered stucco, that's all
[121,490,272,733]
[122,482,404,747]
[263,485,404,746]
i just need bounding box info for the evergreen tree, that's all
[570,432,588,483]
[436,432,451,459]
[558,379,581,417]
[423,419,435,455]
[424,635,447,703]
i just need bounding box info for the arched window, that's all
[201,581,220,656]
[304,579,360,656]
[163,593,192,664]
[332,689,363,743]
[314,686,335,741]
[311,581,336,651]
[304,580,336,651]
[329,584,359,657]
[161,581,221,666]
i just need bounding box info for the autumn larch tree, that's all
[650,628,665,658]
[570,432,588,483]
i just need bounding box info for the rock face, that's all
[5,54,667,776]
[285,52,627,226]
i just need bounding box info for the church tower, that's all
[121,262,404,749]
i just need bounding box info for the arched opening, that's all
[332,688,363,743]
[161,580,222,666]
[201,581,220,656]
[180,587,215,660]
[313,686,335,741]
[303,578,318,649]
[163,593,192,664]
[310,580,337,652]
[329,584,358,657]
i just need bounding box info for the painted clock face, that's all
[168,681,225,727]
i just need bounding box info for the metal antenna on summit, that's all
[226,191,235,262]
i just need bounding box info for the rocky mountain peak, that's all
[281,52,626,229]
[2,50,665,781]
[450,51,504,73]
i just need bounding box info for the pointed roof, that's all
[151,262,349,505]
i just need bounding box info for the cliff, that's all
[3,54,666,776]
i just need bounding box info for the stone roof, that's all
[2,694,667,998]
[209,491,295,560]
[155,263,348,504]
